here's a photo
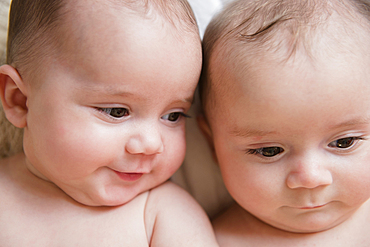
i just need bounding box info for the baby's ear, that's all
[0,65,28,128]
[197,114,218,163]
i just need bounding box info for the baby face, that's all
[22,4,201,206]
[205,47,370,232]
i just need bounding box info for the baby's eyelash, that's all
[180,113,191,118]
[96,107,130,119]
[246,146,284,157]
[161,112,191,122]
[349,136,365,141]
[246,149,259,155]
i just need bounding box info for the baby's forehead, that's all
[206,0,370,83]
[210,10,370,85]
[52,1,180,59]
[63,0,197,32]
[205,20,370,121]
[57,0,199,55]
[207,45,370,129]
[201,0,370,126]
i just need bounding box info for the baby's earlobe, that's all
[0,65,28,128]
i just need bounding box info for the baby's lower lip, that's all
[115,171,143,182]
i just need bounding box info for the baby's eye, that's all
[100,108,129,118]
[328,137,363,149]
[247,146,284,157]
[161,112,190,122]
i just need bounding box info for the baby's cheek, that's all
[44,125,115,176]
[162,132,186,172]
[338,165,370,205]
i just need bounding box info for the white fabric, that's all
[187,0,223,38]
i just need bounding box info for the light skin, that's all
[200,21,370,246]
[0,0,218,246]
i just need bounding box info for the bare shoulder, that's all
[145,181,218,247]
[145,181,210,228]
[146,181,196,206]
[145,181,211,218]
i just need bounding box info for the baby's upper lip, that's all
[110,167,151,174]
[115,170,150,174]
[294,203,328,209]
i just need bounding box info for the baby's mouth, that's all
[114,171,144,182]
[298,203,327,210]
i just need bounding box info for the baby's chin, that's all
[60,183,149,207]
[264,217,345,234]
[67,191,140,207]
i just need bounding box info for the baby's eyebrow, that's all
[228,128,277,138]
[229,118,370,138]
[78,83,135,98]
[328,118,370,130]
[105,91,135,98]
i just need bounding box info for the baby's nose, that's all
[286,154,333,189]
[125,123,164,155]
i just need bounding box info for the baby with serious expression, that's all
[198,0,370,246]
